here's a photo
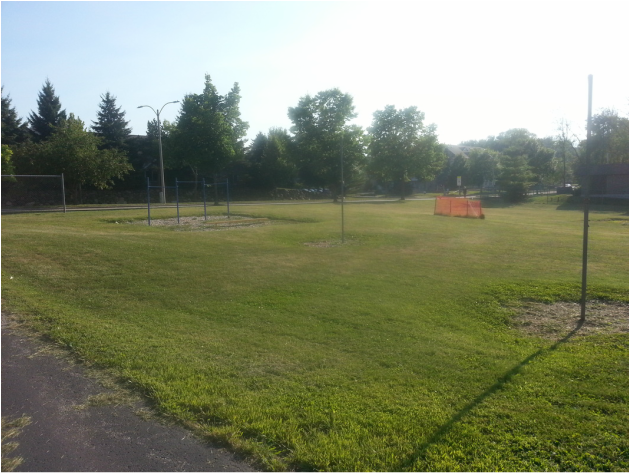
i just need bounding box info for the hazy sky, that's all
[2,1,628,146]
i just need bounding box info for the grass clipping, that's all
[513,301,628,339]
[1,415,31,472]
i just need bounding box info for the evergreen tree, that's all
[91,92,131,150]
[496,154,534,202]
[28,79,67,142]
[1,88,29,146]
[247,132,267,168]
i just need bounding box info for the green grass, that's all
[2,200,628,471]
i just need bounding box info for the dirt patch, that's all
[128,216,269,231]
[303,240,341,248]
[512,301,628,339]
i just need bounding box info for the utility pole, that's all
[580,75,593,322]
[340,132,345,244]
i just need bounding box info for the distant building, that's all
[444,145,482,163]
[576,163,629,199]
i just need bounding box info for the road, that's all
[1,313,256,472]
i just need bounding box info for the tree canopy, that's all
[28,79,67,142]
[462,128,555,185]
[288,88,366,199]
[221,82,249,160]
[4,74,627,201]
[1,144,16,177]
[170,75,245,182]
[584,109,629,165]
[29,114,132,196]
[368,105,445,199]
[245,128,296,190]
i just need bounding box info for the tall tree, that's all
[1,88,29,146]
[91,92,131,150]
[220,82,249,160]
[368,105,445,199]
[28,79,67,142]
[288,88,366,200]
[170,75,244,203]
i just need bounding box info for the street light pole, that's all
[138,101,179,203]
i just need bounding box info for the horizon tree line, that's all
[2,77,628,203]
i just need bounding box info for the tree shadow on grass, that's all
[395,318,586,471]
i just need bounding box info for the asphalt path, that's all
[1,314,256,472]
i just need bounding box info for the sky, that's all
[2,1,628,146]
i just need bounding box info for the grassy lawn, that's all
[2,198,628,471]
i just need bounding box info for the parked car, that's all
[557,184,574,194]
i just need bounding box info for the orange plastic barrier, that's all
[434,196,484,218]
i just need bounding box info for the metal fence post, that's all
[175,178,180,224]
[60,173,67,213]
[226,179,230,219]
[202,178,207,220]
[147,177,151,226]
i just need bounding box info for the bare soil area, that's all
[303,240,341,248]
[130,215,270,231]
[512,301,628,339]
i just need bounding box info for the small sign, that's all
[457,176,462,187]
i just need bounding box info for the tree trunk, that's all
[74,183,83,205]
[400,176,406,200]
